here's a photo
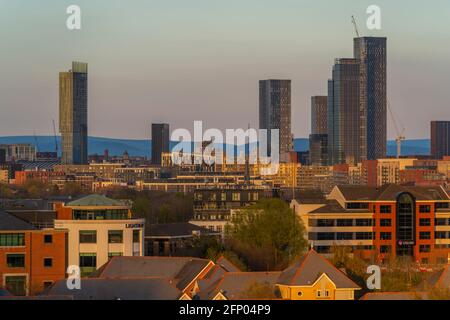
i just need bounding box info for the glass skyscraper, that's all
[59,62,88,165]
[354,37,387,161]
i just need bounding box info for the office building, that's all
[431,121,450,160]
[151,123,170,165]
[54,194,145,276]
[327,59,361,165]
[354,37,387,160]
[291,184,450,265]
[59,61,88,165]
[259,80,293,157]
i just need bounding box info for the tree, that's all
[226,198,308,271]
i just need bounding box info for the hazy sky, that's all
[0,0,449,139]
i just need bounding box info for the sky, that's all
[0,0,449,140]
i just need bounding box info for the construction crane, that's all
[33,130,40,152]
[388,101,405,158]
[351,15,360,38]
[52,119,58,155]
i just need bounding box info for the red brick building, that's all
[0,210,67,295]
[292,184,450,265]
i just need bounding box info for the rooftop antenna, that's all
[351,15,361,38]
[33,130,40,152]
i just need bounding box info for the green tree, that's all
[226,198,308,271]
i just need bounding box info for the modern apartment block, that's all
[326,37,387,165]
[291,184,450,265]
[59,61,88,165]
[354,37,387,161]
[151,123,170,165]
[327,59,361,165]
[431,121,450,160]
[309,96,328,166]
[54,194,144,276]
[259,79,293,158]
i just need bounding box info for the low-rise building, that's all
[0,210,67,296]
[54,194,145,276]
[291,184,450,264]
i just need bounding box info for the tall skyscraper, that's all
[431,121,450,160]
[354,37,387,160]
[151,123,170,165]
[310,96,328,166]
[59,61,88,165]
[259,79,293,157]
[311,96,328,135]
[327,59,361,165]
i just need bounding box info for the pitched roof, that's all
[207,272,282,300]
[277,250,360,289]
[337,184,450,201]
[96,256,212,291]
[360,292,428,300]
[45,278,181,300]
[216,256,242,273]
[309,200,370,214]
[66,194,127,207]
[0,209,35,231]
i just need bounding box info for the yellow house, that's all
[277,250,360,300]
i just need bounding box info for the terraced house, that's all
[291,184,450,264]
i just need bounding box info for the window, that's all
[0,233,25,247]
[317,233,335,241]
[133,230,140,243]
[380,205,392,213]
[5,276,27,296]
[43,281,53,289]
[435,231,447,239]
[336,219,353,227]
[420,232,431,240]
[44,258,53,268]
[380,245,391,253]
[317,219,335,227]
[79,230,97,244]
[336,233,353,240]
[435,218,448,226]
[221,193,226,201]
[346,203,369,210]
[79,253,97,276]
[419,245,431,253]
[108,252,123,260]
[419,205,431,213]
[6,254,25,268]
[419,219,431,226]
[355,219,372,227]
[44,234,53,244]
[108,230,123,244]
[380,219,391,227]
[380,232,392,240]
[232,193,240,201]
[355,232,374,240]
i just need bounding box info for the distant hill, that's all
[0,136,431,157]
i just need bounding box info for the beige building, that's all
[54,194,144,276]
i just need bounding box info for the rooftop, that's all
[0,209,35,231]
[66,194,127,207]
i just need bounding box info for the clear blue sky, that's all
[0,0,449,139]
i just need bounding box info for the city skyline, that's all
[0,1,449,140]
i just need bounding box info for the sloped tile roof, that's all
[277,250,360,289]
